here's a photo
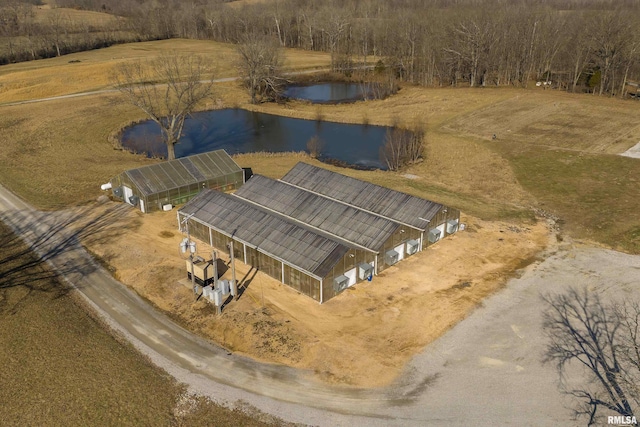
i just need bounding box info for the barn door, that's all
[123,186,134,205]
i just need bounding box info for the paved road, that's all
[5,183,639,425]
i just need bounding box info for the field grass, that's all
[0,94,150,209]
[443,91,640,154]
[495,144,640,253]
[0,39,331,103]
[32,5,121,26]
[0,222,274,426]
[1,39,639,252]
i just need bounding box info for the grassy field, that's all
[0,223,276,426]
[0,39,331,104]
[0,39,639,253]
[32,4,121,26]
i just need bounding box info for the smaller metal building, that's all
[110,150,243,213]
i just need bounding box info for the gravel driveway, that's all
[2,182,638,426]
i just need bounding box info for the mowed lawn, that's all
[0,222,274,426]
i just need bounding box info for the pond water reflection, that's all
[121,109,389,169]
[283,82,374,103]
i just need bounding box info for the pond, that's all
[283,82,375,103]
[121,109,389,169]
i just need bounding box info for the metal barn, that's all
[178,163,460,303]
[178,190,367,303]
[280,162,461,251]
[110,150,243,213]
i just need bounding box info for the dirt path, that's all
[0,68,336,107]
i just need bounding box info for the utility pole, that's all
[180,214,197,298]
[212,250,217,287]
[189,223,196,297]
[230,240,238,299]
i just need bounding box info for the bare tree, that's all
[589,12,632,96]
[543,288,639,425]
[45,9,69,57]
[379,122,425,171]
[112,53,215,160]
[236,34,285,104]
[306,135,324,158]
[444,12,501,87]
[405,121,425,164]
[319,11,350,72]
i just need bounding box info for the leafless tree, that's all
[235,34,285,104]
[619,37,640,98]
[379,121,425,171]
[589,12,632,96]
[4,0,640,96]
[542,288,639,425]
[319,11,350,72]
[112,53,215,160]
[444,11,501,87]
[46,9,69,57]
[405,121,425,164]
[306,135,324,159]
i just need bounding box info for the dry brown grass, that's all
[0,39,330,103]
[32,5,120,25]
[0,222,274,427]
[443,90,640,154]
[1,39,640,251]
[226,0,277,8]
[0,94,151,209]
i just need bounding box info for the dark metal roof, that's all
[281,163,444,230]
[234,175,401,252]
[179,190,351,279]
[117,150,241,196]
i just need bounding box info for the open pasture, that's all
[444,91,640,154]
[0,40,639,255]
[0,39,330,103]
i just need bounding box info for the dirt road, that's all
[0,67,340,107]
[3,183,639,425]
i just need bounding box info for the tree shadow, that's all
[0,204,136,301]
[541,287,640,424]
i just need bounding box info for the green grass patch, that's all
[495,143,640,253]
[403,178,534,222]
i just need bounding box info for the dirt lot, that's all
[87,201,553,388]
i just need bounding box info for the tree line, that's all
[13,0,636,97]
[5,0,639,96]
[0,0,139,64]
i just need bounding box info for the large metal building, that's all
[178,190,363,302]
[178,163,460,303]
[110,150,243,213]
